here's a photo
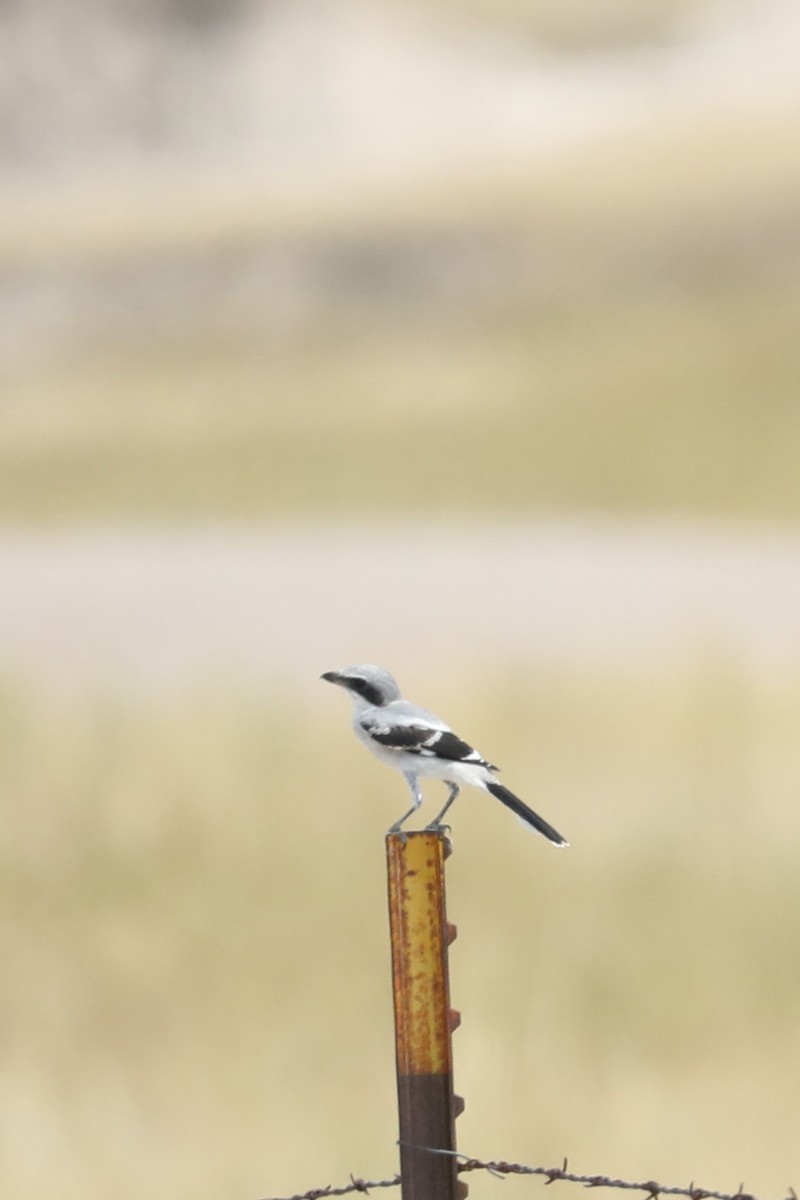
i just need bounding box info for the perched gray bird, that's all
[321,663,568,845]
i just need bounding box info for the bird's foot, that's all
[424,821,452,836]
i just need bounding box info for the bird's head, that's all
[320,664,401,707]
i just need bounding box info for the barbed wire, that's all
[258,1174,399,1200]
[259,1151,797,1200]
[454,1154,796,1200]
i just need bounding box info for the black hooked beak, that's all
[320,670,346,685]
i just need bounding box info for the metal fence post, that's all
[386,831,465,1200]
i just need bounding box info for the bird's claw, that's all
[424,821,452,835]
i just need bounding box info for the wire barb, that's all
[259,1176,400,1200]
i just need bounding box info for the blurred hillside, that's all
[2,0,800,521]
[3,0,798,186]
[0,0,778,183]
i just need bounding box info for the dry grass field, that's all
[2,666,799,1200]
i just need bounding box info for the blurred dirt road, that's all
[1,519,798,695]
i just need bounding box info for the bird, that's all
[321,663,568,845]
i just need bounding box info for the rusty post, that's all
[386,831,465,1200]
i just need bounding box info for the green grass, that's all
[1,667,799,1200]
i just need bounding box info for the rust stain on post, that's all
[386,831,464,1200]
[388,832,451,1075]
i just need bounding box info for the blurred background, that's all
[2,1,800,1197]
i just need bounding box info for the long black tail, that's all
[485,781,568,847]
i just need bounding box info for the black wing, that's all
[360,718,497,769]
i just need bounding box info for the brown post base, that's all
[396,1072,459,1197]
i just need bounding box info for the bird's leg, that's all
[426,783,460,832]
[386,773,424,837]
